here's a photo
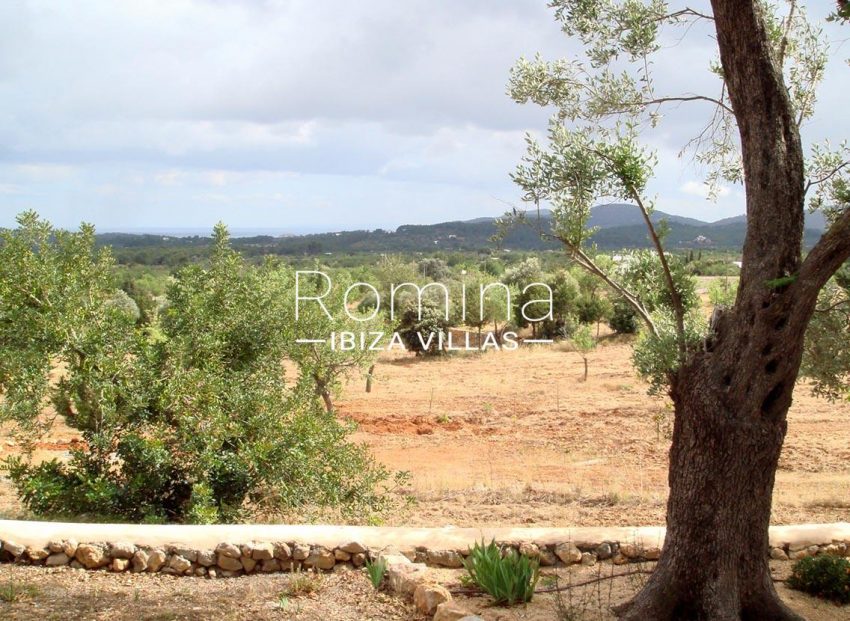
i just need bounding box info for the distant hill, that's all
[96,203,828,258]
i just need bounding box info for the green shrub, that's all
[396,300,451,355]
[787,555,850,604]
[0,213,398,524]
[608,299,639,334]
[464,540,539,606]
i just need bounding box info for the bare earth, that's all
[339,340,850,528]
[1,337,849,528]
[2,560,847,620]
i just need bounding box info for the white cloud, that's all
[680,180,731,199]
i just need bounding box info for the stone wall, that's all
[2,535,848,578]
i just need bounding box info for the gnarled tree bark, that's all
[615,2,850,619]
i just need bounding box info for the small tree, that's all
[396,299,452,355]
[571,325,596,381]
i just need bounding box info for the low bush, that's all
[787,555,850,604]
[0,214,399,524]
[464,540,539,606]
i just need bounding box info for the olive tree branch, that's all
[795,209,850,310]
[660,8,714,22]
[778,0,798,66]
[591,150,687,356]
[804,160,850,195]
[504,198,658,336]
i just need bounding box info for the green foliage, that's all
[708,277,738,307]
[787,555,850,604]
[365,557,387,589]
[0,214,398,523]
[464,540,540,606]
[417,257,451,281]
[609,298,639,334]
[396,299,452,356]
[615,251,698,315]
[633,311,706,396]
[802,268,850,401]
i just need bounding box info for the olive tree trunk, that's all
[616,2,850,618]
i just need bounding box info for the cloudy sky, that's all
[1,1,847,234]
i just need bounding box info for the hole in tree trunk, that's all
[761,343,773,356]
[765,359,779,375]
[774,316,787,331]
[761,381,785,418]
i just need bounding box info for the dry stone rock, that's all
[292,543,310,560]
[217,554,243,572]
[595,542,613,560]
[304,547,335,570]
[197,549,215,567]
[427,549,464,568]
[387,561,430,596]
[111,558,129,572]
[171,547,198,563]
[789,548,811,561]
[612,553,629,565]
[251,542,274,561]
[63,539,79,557]
[352,553,366,567]
[340,541,366,554]
[46,552,70,567]
[619,544,640,559]
[207,568,218,579]
[169,555,192,574]
[518,542,539,558]
[147,549,167,572]
[260,558,281,572]
[581,552,597,566]
[433,602,476,621]
[334,549,351,561]
[215,543,241,559]
[27,547,49,561]
[48,541,64,553]
[241,556,257,573]
[3,540,25,557]
[70,560,84,570]
[273,542,291,561]
[109,541,136,559]
[414,584,452,615]
[194,567,206,577]
[644,547,661,561]
[532,546,553,566]
[555,543,582,565]
[823,543,846,556]
[770,547,789,561]
[76,544,109,569]
[131,550,149,572]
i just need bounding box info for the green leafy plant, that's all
[787,555,850,604]
[464,539,539,606]
[365,557,387,590]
